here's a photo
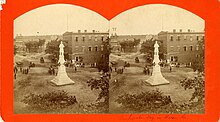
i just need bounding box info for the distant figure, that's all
[26,68,29,74]
[149,68,153,76]
[20,67,22,72]
[109,66,112,72]
[75,66,77,72]
[14,66,18,74]
[170,66,172,72]
[14,66,18,79]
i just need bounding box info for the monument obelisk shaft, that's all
[145,41,169,86]
[51,41,75,86]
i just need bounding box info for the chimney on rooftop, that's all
[173,29,176,33]
[188,29,191,32]
[84,30,87,33]
[92,30,95,33]
[180,29,182,32]
[78,30,81,33]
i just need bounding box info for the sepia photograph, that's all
[14,4,110,113]
[13,3,205,114]
[108,4,205,113]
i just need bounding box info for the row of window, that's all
[72,36,106,42]
[74,45,104,52]
[170,54,201,62]
[170,45,203,52]
[170,35,204,41]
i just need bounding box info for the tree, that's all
[140,39,164,64]
[97,37,110,73]
[24,39,46,53]
[45,39,69,62]
[87,74,109,112]
[191,40,204,73]
[119,39,140,52]
[14,45,18,55]
[180,74,204,103]
[38,39,46,47]
[182,39,205,103]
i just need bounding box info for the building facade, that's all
[63,30,109,64]
[158,29,204,64]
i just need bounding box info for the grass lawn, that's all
[109,60,201,113]
[14,64,101,113]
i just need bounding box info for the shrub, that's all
[115,89,172,112]
[22,90,77,110]
[115,89,204,113]
[84,102,109,113]
[180,74,205,102]
[87,74,109,112]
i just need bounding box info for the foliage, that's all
[191,40,204,73]
[45,39,69,62]
[22,90,77,110]
[87,74,109,112]
[25,39,45,53]
[140,40,164,63]
[115,89,172,112]
[119,38,140,52]
[180,74,205,102]
[14,45,18,55]
[115,88,204,113]
[97,37,110,73]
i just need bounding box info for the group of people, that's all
[48,65,57,75]
[143,66,152,75]
[14,66,31,79]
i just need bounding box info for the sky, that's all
[14,4,204,37]
[14,4,109,37]
[110,4,204,35]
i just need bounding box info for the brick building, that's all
[63,30,109,64]
[158,29,204,64]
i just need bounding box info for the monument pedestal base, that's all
[50,65,75,86]
[145,65,169,86]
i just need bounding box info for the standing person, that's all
[149,67,153,76]
[26,68,29,74]
[170,65,172,72]
[14,65,18,79]
[14,65,18,74]
[109,66,112,72]
[20,67,22,72]
[75,66,77,72]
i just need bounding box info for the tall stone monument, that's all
[51,41,75,86]
[145,41,169,86]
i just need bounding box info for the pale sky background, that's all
[110,4,204,35]
[14,4,204,37]
[14,4,109,37]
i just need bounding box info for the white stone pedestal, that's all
[51,65,75,86]
[145,64,169,85]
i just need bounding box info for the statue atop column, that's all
[145,41,169,86]
[51,41,75,86]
